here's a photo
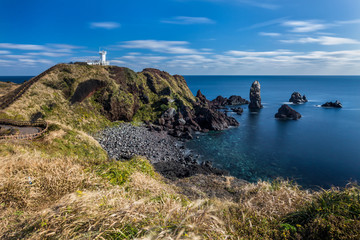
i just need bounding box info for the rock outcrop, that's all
[289,92,308,104]
[275,104,301,120]
[321,100,342,108]
[150,90,239,139]
[228,95,249,105]
[211,95,249,108]
[231,107,244,115]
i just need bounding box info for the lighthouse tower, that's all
[99,50,109,66]
[87,49,110,65]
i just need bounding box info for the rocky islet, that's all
[289,92,308,104]
[322,100,343,108]
[275,104,302,120]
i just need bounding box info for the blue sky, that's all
[0,0,360,75]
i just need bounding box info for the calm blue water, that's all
[184,76,360,189]
[2,75,360,188]
[0,76,33,84]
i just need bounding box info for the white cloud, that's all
[226,49,296,57]
[110,60,126,64]
[237,0,279,9]
[0,50,10,54]
[119,40,200,54]
[283,20,328,33]
[27,52,70,57]
[336,19,360,25]
[90,22,121,30]
[18,59,53,65]
[0,59,15,66]
[93,48,360,74]
[281,36,360,45]
[4,54,33,59]
[161,16,215,24]
[178,0,279,9]
[240,17,287,31]
[0,43,46,50]
[70,56,99,62]
[259,32,281,37]
[121,55,168,62]
[0,43,83,53]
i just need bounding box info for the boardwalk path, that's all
[0,124,41,135]
[0,119,48,140]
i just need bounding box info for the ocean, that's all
[0,76,33,84]
[184,75,360,189]
[1,75,359,189]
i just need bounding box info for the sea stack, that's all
[248,81,263,110]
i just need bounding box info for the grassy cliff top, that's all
[1,63,195,133]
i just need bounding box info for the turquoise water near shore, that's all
[1,75,360,188]
[184,76,360,189]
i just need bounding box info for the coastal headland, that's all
[0,64,359,239]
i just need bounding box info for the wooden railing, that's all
[0,119,48,140]
[0,65,58,110]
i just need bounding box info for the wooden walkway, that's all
[0,119,48,140]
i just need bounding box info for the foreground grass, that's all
[0,120,359,239]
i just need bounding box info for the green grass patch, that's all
[281,185,360,239]
[94,156,158,186]
[32,126,107,162]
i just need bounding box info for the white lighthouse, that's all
[99,50,109,65]
[87,50,110,66]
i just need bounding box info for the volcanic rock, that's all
[211,95,249,108]
[211,96,228,108]
[196,89,211,106]
[321,100,342,108]
[151,90,239,138]
[248,81,263,110]
[227,95,249,105]
[231,107,244,115]
[275,104,301,120]
[289,92,308,104]
[194,105,239,131]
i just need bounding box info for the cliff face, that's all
[45,64,195,121]
[1,63,239,135]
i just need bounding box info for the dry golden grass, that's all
[0,82,18,97]
[0,120,316,239]
[0,146,99,210]
[0,147,313,239]
[237,180,312,218]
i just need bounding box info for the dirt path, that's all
[0,124,41,135]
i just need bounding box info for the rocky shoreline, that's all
[96,123,227,179]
